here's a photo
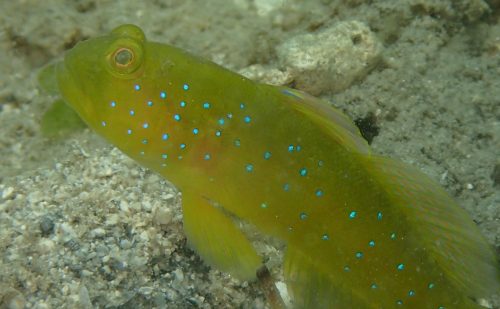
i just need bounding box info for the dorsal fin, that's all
[280,87,370,154]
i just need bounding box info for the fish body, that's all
[52,24,499,308]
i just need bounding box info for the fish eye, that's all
[113,48,134,67]
[106,39,144,78]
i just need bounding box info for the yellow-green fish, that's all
[46,24,499,308]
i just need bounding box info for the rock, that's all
[277,20,382,95]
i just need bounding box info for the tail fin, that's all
[363,155,500,299]
[283,155,499,308]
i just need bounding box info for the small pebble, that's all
[2,186,14,199]
[79,285,92,309]
[174,268,184,282]
[37,238,55,254]
[64,239,80,251]
[491,163,500,186]
[90,228,106,238]
[154,207,173,225]
[39,216,55,236]
[138,286,154,296]
[119,239,132,249]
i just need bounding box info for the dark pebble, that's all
[491,163,500,187]
[65,239,80,251]
[354,112,380,145]
[39,216,55,236]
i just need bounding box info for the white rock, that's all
[275,281,292,308]
[105,214,120,226]
[2,186,14,199]
[277,20,382,95]
[90,228,106,238]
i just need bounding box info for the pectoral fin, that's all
[182,193,262,281]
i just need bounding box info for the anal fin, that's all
[284,243,370,309]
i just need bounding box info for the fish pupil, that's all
[114,48,134,66]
